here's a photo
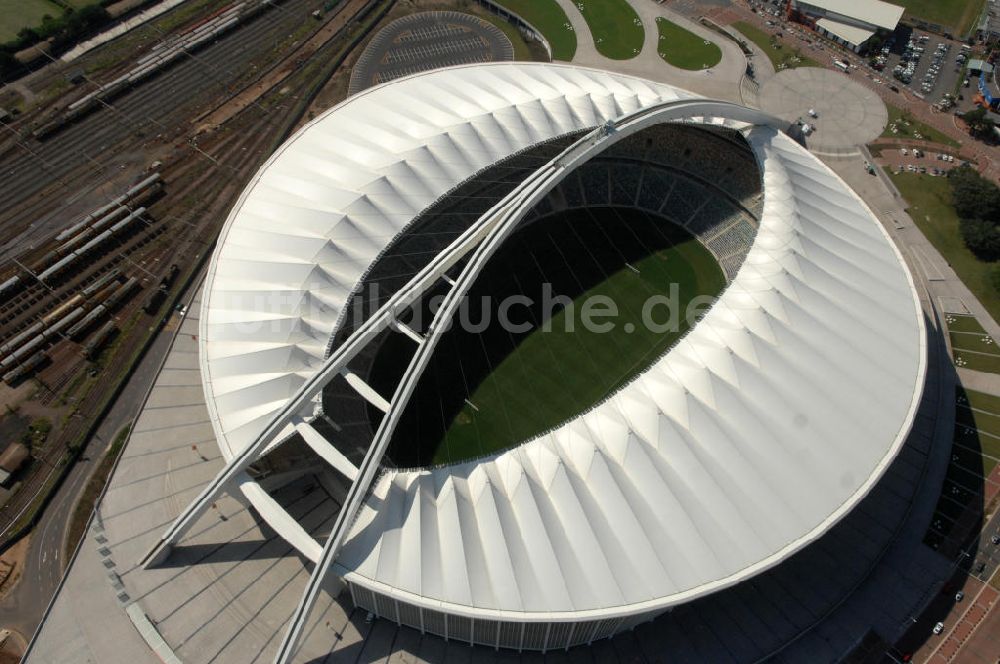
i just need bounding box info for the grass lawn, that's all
[955,388,1000,475]
[493,0,576,61]
[881,103,961,148]
[948,314,1000,373]
[474,9,547,62]
[433,225,724,465]
[0,0,63,43]
[893,0,986,34]
[731,20,819,70]
[889,172,1000,325]
[655,17,721,70]
[948,313,989,333]
[925,387,999,548]
[576,0,644,60]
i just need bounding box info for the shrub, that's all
[960,217,1000,261]
[949,166,1000,220]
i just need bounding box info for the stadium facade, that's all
[146,63,926,656]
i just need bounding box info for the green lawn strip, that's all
[881,104,961,148]
[953,426,1000,475]
[577,0,644,60]
[493,0,576,61]
[474,9,546,62]
[64,426,130,559]
[955,351,1000,373]
[955,352,1000,371]
[950,330,1000,358]
[893,0,987,35]
[950,330,998,347]
[435,236,723,464]
[947,441,991,486]
[890,173,1000,325]
[956,403,1000,433]
[0,0,63,42]
[947,313,987,334]
[731,20,819,70]
[655,17,721,70]
[963,387,1000,414]
[955,389,1000,475]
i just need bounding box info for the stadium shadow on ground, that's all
[366,205,724,468]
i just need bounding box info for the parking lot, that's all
[348,11,514,95]
[874,29,970,104]
[876,146,968,178]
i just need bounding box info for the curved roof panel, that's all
[201,63,925,620]
[201,64,692,457]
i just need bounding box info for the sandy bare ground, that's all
[195,0,371,133]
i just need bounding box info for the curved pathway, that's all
[552,0,747,101]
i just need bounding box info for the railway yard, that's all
[0,0,402,575]
[1,0,999,662]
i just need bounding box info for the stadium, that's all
[143,62,927,658]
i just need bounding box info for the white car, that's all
[808,108,818,118]
[933,621,944,635]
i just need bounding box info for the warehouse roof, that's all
[800,0,904,31]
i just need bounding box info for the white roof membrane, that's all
[200,63,926,621]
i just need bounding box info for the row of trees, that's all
[1,4,112,82]
[950,166,1000,261]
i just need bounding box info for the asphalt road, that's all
[969,506,1000,581]
[0,300,188,644]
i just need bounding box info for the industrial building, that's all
[789,0,905,52]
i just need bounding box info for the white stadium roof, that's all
[198,63,926,623]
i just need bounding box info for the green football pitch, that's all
[408,206,726,466]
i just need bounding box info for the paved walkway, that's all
[555,0,748,101]
[723,2,999,182]
[24,299,358,664]
[956,367,1000,395]
[758,67,887,152]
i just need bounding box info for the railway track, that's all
[0,0,323,247]
[0,0,377,548]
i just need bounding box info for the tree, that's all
[963,106,996,140]
[15,26,40,48]
[0,50,19,82]
[959,217,1000,261]
[949,166,1000,222]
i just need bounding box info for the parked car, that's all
[933,622,944,635]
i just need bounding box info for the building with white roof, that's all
[790,0,905,52]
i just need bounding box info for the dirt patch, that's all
[195,0,373,133]
[0,382,35,425]
[0,415,29,454]
[0,535,30,602]
[0,626,26,662]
